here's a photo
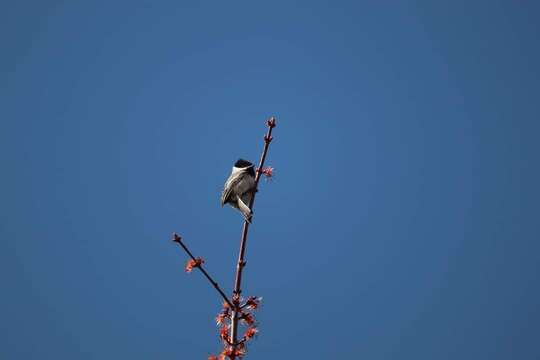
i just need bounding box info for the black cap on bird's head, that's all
[234,158,253,168]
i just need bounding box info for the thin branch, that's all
[229,117,276,357]
[234,338,247,347]
[172,233,235,309]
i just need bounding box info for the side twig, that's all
[172,233,234,309]
[229,117,276,358]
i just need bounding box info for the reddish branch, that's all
[172,117,276,359]
[229,117,276,358]
[172,233,234,309]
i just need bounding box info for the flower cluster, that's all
[184,258,204,273]
[257,167,274,181]
[208,296,262,359]
[209,344,246,360]
[216,308,229,326]
[243,296,262,311]
[244,327,258,340]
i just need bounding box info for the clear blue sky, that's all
[1,1,539,359]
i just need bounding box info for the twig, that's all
[172,233,234,309]
[229,117,276,358]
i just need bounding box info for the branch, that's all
[172,233,234,309]
[229,117,276,357]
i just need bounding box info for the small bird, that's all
[221,158,257,222]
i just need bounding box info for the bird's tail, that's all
[237,196,253,223]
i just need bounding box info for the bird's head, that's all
[234,159,253,168]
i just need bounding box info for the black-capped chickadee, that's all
[221,158,257,222]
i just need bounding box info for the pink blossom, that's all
[184,258,204,273]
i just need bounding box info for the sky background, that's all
[1,1,540,359]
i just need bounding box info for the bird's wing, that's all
[221,170,256,206]
[236,173,256,195]
[221,171,243,206]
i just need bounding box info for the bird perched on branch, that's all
[221,159,257,223]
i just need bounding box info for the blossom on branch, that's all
[239,312,255,326]
[216,308,230,326]
[243,296,262,310]
[257,167,274,180]
[244,327,258,340]
[184,257,204,273]
[219,324,230,343]
[221,344,246,359]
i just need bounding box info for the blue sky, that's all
[1,1,539,359]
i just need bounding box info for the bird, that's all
[221,158,257,222]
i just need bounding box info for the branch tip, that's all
[266,117,276,128]
[172,232,181,243]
